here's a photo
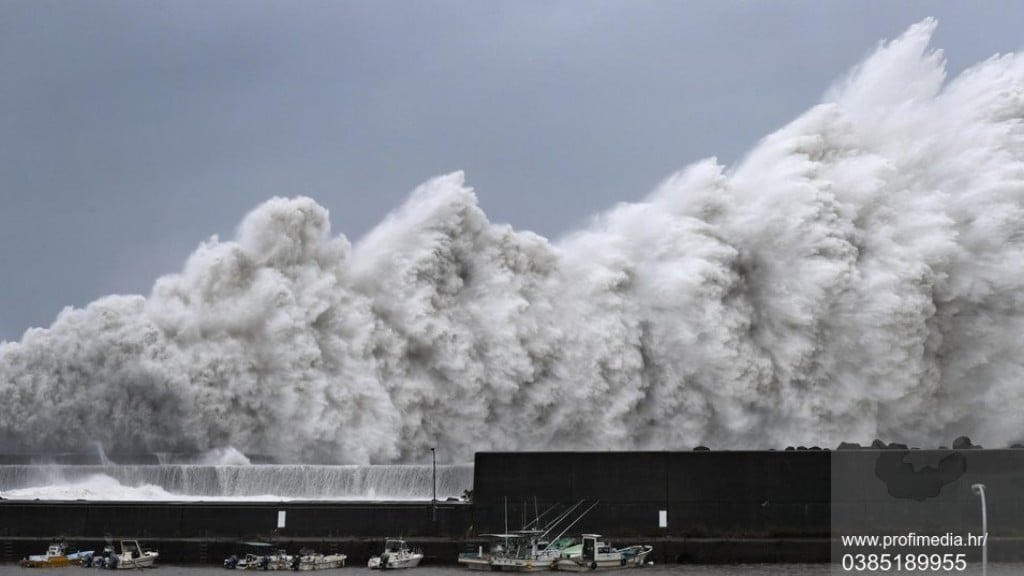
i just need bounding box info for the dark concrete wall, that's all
[474,450,1024,538]
[0,501,476,565]
[0,501,471,539]
[472,451,831,538]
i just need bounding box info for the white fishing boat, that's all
[491,530,574,572]
[82,543,113,567]
[224,542,292,570]
[459,533,538,571]
[223,552,262,570]
[457,536,500,571]
[459,531,578,571]
[257,548,295,570]
[290,547,346,571]
[20,541,94,568]
[368,539,424,569]
[459,500,596,572]
[554,535,652,571]
[89,540,158,569]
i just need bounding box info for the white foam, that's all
[1,474,184,501]
[0,464,474,501]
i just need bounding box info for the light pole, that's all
[431,447,437,522]
[972,483,987,576]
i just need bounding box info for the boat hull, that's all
[489,558,554,572]
[294,554,346,570]
[554,548,651,572]
[368,552,423,569]
[111,553,158,569]
[460,565,551,572]
[457,557,494,571]
[20,557,72,568]
[251,552,293,570]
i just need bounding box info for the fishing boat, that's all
[81,543,113,567]
[457,535,503,571]
[20,541,94,568]
[368,539,424,569]
[289,547,346,571]
[459,533,548,571]
[459,500,596,571]
[554,535,652,571]
[223,542,292,570]
[460,531,576,571]
[87,540,158,569]
[254,548,293,570]
[488,530,572,572]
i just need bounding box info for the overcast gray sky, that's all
[2,1,1022,342]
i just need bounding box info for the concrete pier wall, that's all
[0,501,471,539]
[3,449,1023,563]
[472,451,831,538]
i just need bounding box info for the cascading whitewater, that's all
[0,464,474,501]
[1,19,1023,463]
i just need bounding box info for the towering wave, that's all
[2,19,1023,462]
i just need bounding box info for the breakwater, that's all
[0,463,473,501]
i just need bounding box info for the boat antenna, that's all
[542,500,600,553]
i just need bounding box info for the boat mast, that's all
[542,500,601,553]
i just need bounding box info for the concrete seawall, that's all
[2,449,1022,564]
[0,501,475,565]
[472,451,831,537]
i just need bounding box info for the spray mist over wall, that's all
[2,20,1023,462]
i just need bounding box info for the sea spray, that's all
[1,19,1023,462]
[0,463,474,500]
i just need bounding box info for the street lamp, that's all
[972,483,987,576]
[431,448,437,522]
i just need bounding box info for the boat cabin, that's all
[580,534,615,561]
[384,539,407,553]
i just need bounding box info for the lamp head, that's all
[972,483,986,495]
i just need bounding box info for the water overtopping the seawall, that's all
[0,463,473,501]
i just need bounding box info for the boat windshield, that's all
[548,537,575,550]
